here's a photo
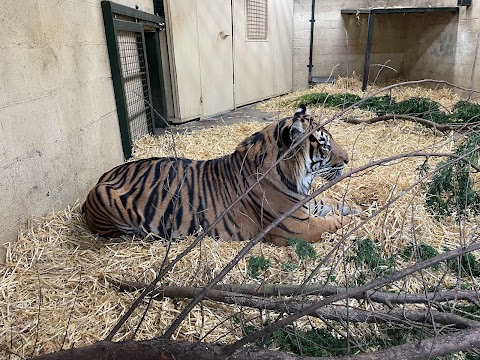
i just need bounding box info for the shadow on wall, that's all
[404,12,458,84]
[340,11,457,83]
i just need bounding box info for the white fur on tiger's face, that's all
[83,105,355,246]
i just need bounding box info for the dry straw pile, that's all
[1,77,479,358]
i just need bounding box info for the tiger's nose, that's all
[344,158,349,165]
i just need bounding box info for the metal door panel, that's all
[273,0,293,95]
[197,0,234,116]
[164,0,202,121]
[233,0,274,107]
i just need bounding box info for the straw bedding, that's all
[1,77,479,358]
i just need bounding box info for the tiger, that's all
[82,105,358,246]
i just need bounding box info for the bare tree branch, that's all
[29,326,480,360]
[314,308,479,330]
[345,114,480,132]
[107,278,480,329]
[108,278,480,308]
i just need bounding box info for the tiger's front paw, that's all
[339,203,361,216]
[323,214,354,233]
[312,198,362,217]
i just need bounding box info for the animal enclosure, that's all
[2,77,480,358]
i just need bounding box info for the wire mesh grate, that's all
[246,0,268,40]
[117,30,153,142]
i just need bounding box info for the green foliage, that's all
[292,92,361,108]
[352,238,394,278]
[267,326,350,357]
[466,352,480,360]
[425,134,480,219]
[281,261,298,271]
[373,326,412,348]
[288,92,480,126]
[402,244,440,270]
[247,255,270,279]
[452,100,480,123]
[241,324,350,357]
[360,95,395,115]
[287,238,316,261]
[391,97,449,123]
[240,322,420,357]
[446,252,480,277]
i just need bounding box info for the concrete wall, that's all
[0,0,154,260]
[404,4,480,91]
[293,0,475,91]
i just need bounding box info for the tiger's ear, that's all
[279,105,308,148]
[281,119,305,147]
[289,120,305,142]
[294,104,307,116]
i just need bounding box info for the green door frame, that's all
[101,1,166,159]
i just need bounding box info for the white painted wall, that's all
[0,0,154,260]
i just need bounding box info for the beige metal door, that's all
[197,0,234,116]
[165,0,292,121]
[233,0,293,107]
[164,0,202,121]
[272,0,293,95]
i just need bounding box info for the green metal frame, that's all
[101,1,166,159]
[145,31,168,127]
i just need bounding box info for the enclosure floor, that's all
[154,104,281,135]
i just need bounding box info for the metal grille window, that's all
[117,30,153,142]
[246,0,268,40]
[102,1,166,159]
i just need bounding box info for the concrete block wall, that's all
[293,0,473,91]
[0,0,154,260]
[404,4,480,91]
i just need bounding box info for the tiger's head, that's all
[235,105,349,196]
[274,105,349,195]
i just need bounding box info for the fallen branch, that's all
[345,114,480,132]
[29,326,480,360]
[107,278,480,329]
[107,278,480,308]
[216,283,480,307]
[314,308,479,329]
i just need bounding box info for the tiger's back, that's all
[83,155,258,240]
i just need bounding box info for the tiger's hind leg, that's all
[83,184,140,237]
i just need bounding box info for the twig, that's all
[215,284,480,307]
[345,114,480,133]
